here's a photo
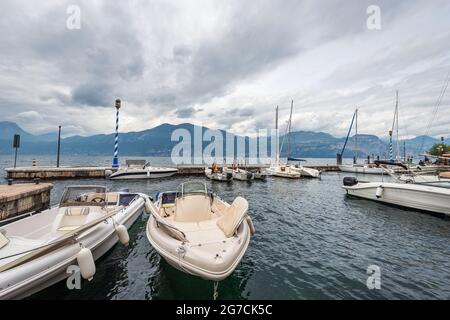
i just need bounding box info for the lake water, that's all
[1,155,449,299]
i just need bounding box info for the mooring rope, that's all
[213,281,219,300]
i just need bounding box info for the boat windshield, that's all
[177,181,207,197]
[60,186,107,207]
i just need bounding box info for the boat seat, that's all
[174,195,212,223]
[56,207,90,232]
[106,192,118,204]
[65,207,90,216]
[216,197,248,237]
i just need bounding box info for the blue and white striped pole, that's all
[112,99,121,168]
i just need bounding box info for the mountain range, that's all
[0,121,447,158]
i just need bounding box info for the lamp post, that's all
[112,99,121,169]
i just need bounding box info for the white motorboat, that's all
[232,168,254,181]
[205,167,233,182]
[338,164,387,175]
[108,160,178,180]
[145,181,255,281]
[267,164,301,178]
[0,185,147,299]
[290,164,321,178]
[342,177,450,217]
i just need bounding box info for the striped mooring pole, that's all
[112,98,121,169]
[388,130,393,162]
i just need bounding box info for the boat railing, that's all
[146,198,187,241]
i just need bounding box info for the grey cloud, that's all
[175,107,196,118]
[0,0,449,139]
[71,83,114,107]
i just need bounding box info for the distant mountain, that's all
[0,121,447,158]
[0,121,56,142]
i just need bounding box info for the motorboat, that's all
[0,185,148,299]
[290,164,321,178]
[253,168,268,181]
[145,181,255,281]
[342,177,450,217]
[205,166,233,182]
[338,163,387,175]
[232,168,254,181]
[108,160,178,180]
[267,164,301,178]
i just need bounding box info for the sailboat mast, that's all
[288,100,293,157]
[396,90,400,161]
[275,105,279,164]
[355,108,358,162]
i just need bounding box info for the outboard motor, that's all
[247,172,254,180]
[226,172,233,180]
[343,177,358,186]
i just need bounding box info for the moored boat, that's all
[232,168,254,181]
[342,177,450,217]
[205,166,233,182]
[0,185,148,299]
[145,181,254,281]
[108,160,178,180]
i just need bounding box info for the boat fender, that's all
[376,186,383,198]
[77,247,96,281]
[115,224,129,246]
[246,216,256,236]
[104,170,113,178]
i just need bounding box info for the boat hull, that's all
[0,196,146,299]
[109,169,178,180]
[290,166,321,178]
[338,165,386,174]
[267,167,301,178]
[343,182,450,216]
[146,217,251,281]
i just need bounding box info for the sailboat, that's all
[267,105,301,178]
[284,100,321,178]
[338,107,389,174]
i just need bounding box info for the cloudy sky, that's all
[0,0,449,139]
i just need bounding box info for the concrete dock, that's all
[5,164,340,180]
[0,183,53,221]
[5,166,113,180]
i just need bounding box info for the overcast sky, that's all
[0,0,449,139]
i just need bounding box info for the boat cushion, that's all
[66,207,90,216]
[57,226,80,232]
[216,197,248,238]
[175,195,211,223]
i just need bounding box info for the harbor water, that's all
[1,155,449,299]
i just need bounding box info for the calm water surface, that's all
[1,155,449,299]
